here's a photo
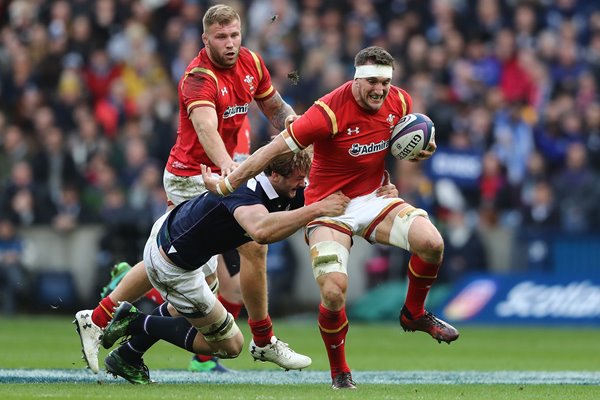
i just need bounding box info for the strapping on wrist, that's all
[224,177,234,193]
[217,177,233,196]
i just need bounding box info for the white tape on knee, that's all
[310,241,349,279]
[388,207,428,252]
[197,312,240,343]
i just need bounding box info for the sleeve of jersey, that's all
[221,185,262,215]
[253,54,276,101]
[282,103,334,153]
[180,72,217,116]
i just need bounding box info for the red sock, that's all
[194,354,214,362]
[218,294,243,319]
[144,288,164,304]
[248,315,273,347]
[91,296,117,328]
[318,304,350,379]
[405,254,440,319]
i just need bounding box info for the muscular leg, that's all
[217,256,243,304]
[91,261,153,330]
[309,227,354,385]
[237,241,268,322]
[374,209,444,318]
[374,206,458,343]
[236,241,311,370]
[167,302,243,357]
[108,261,154,304]
[105,300,243,384]
[190,257,242,371]
[238,241,276,347]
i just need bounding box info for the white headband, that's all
[354,64,393,79]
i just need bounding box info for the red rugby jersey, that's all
[166,47,275,176]
[285,81,412,204]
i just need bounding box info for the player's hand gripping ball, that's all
[389,113,435,160]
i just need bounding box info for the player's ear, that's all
[201,33,208,45]
[270,172,285,184]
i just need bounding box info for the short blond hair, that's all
[202,4,240,32]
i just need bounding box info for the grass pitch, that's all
[0,315,598,399]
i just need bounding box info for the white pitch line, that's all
[1,369,600,385]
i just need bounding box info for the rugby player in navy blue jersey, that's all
[99,150,350,384]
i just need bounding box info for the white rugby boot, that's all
[73,309,103,373]
[249,336,312,371]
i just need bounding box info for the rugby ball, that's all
[389,113,435,160]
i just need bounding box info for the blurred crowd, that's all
[1,0,600,292]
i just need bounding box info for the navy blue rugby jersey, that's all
[156,174,305,271]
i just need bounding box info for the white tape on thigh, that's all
[388,207,428,252]
[310,241,349,279]
[197,311,240,343]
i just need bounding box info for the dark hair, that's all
[264,147,312,177]
[354,46,394,68]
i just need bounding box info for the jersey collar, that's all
[255,173,279,200]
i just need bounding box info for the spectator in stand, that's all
[67,14,95,63]
[439,207,488,284]
[83,48,123,106]
[520,180,561,233]
[473,0,505,38]
[584,102,600,172]
[98,185,145,266]
[68,106,111,175]
[552,142,600,233]
[52,184,98,233]
[513,2,541,50]
[496,29,536,105]
[550,38,587,95]
[520,151,549,207]
[491,101,535,190]
[30,125,83,206]
[127,161,164,227]
[0,216,27,315]
[478,151,513,215]
[0,125,32,184]
[0,161,55,226]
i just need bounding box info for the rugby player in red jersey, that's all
[74,4,307,375]
[204,46,460,390]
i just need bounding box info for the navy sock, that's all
[119,303,196,364]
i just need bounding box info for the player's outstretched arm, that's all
[203,134,294,196]
[234,191,350,244]
[191,107,238,175]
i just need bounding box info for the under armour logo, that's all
[330,339,344,349]
[346,127,360,135]
[221,87,228,96]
